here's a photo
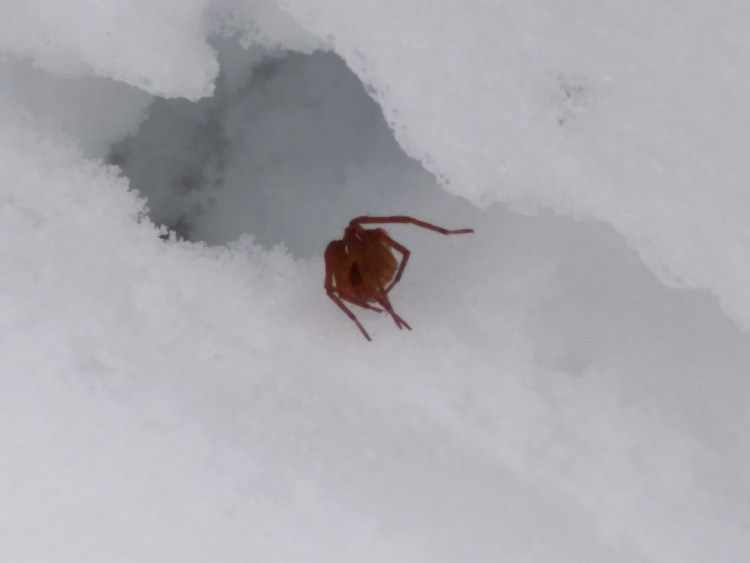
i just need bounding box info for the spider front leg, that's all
[351,215,474,236]
[383,235,411,294]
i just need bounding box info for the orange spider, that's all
[324,215,474,341]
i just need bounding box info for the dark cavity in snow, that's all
[109,42,438,258]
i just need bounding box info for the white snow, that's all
[0,0,218,99]
[0,1,749,562]
[284,0,750,328]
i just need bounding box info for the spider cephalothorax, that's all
[324,215,473,341]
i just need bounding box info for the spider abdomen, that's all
[358,229,398,292]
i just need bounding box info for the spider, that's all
[324,215,474,341]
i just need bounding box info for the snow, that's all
[284,0,750,327]
[1,1,749,562]
[0,0,218,99]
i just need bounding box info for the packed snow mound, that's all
[0,0,321,99]
[283,0,750,329]
[0,0,217,99]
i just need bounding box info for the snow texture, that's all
[0,1,749,562]
[284,0,750,328]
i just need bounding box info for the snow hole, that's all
[109,42,443,258]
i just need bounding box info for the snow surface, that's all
[1,1,749,562]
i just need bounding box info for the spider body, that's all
[324,215,473,341]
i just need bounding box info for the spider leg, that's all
[375,291,412,331]
[382,234,411,294]
[327,289,372,341]
[341,295,383,313]
[351,215,474,235]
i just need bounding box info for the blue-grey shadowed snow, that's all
[112,43,466,258]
